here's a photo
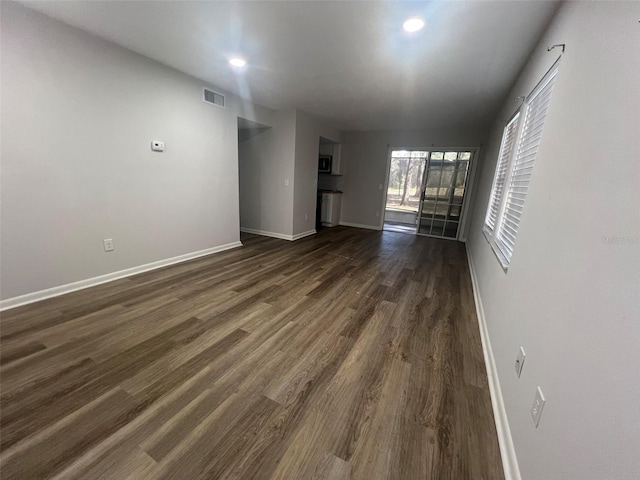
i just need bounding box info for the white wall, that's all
[340,127,487,229]
[292,110,342,236]
[466,2,640,479]
[0,2,242,300]
[0,2,347,303]
[238,106,296,237]
[237,108,342,239]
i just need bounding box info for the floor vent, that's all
[203,88,225,108]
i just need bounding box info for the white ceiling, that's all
[20,0,559,131]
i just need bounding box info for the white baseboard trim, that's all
[291,229,317,241]
[338,221,381,231]
[240,227,293,241]
[465,243,521,480]
[0,241,243,312]
[240,227,317,242]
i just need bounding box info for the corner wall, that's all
[238,108,342,240]
[1,2,242,301]
[238,107,296,238]
[340,127,488,229]
[466,2,640,479]
[292,110,342,237]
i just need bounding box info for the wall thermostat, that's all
[151,141,165,152]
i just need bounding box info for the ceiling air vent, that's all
[203,88,225,108]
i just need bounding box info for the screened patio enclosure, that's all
[384,149,474,239]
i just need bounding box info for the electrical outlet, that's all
[103,238,114,252]
[375,211,380,217]
[531,387,545,427]
[304,213,309,221]
[284,178,289,187]
[378,184,383,190]
[515,346,526,378]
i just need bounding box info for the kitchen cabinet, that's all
[320,192,342,227]
[330,144,342,175]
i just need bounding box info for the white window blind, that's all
[485,112,521,232]
[483,60,560,268]
[495,65,559,261]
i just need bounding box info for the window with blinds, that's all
[485,112,520,232]
[484,61,559,268]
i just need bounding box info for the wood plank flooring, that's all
[0,227,503,479]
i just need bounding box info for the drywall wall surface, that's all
[466,2,640,479]
[0,2,241,299]
[238,105,296,236]
[340,127,487,228]
[292,110,342,236]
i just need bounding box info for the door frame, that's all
[380,146,481,241]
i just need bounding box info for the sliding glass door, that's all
[417,150,473,239]
[383,150,428,234]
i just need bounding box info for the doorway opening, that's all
[383,149,475,240]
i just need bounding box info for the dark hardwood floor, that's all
[0,226,503,479]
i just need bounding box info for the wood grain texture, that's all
[0,227,503,479]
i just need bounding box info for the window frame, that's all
[483,60,560,270]
[483,107,525,269]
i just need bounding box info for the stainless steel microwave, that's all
[318,155,332,173]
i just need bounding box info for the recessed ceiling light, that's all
[229,57,246,67]
[403,17,425,33]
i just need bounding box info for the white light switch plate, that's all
[531,386,545,427]
[515,346,526,378]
